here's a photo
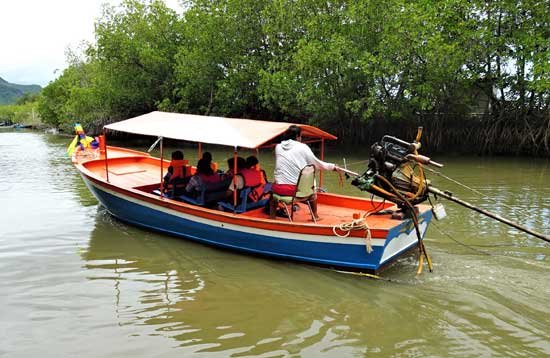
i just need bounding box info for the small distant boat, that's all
[72,111,434,273]
[44,128,59,135]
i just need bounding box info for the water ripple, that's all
[1,133,549,357]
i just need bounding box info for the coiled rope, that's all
[333,212,373,254]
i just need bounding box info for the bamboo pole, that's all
[428,186,550,243]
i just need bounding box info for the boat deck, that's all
[240,200,396,229]
[79,147,402,230]
[80,150,169,188]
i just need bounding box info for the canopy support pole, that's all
[160,137,164,191]
[320,138,325,188]
[233,147,238,212]
[198,142,202,159]
[103,129,110,183]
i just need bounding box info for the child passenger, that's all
[225,156,246,177]
[163,150,188,195]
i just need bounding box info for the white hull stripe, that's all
[380,222,428,264]
[86,178,389,247]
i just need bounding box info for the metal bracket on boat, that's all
[148,136,163,153]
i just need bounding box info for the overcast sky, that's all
[0,0,182,87]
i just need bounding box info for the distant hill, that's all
[0,77,42,105]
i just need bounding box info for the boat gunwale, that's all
[76,158,426,239]
[75,144,432,241]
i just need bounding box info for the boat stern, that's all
[377,207,433,270]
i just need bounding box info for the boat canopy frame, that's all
[101,111,337,202]
[104,111,337,149]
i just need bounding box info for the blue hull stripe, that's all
[84,177,431,271]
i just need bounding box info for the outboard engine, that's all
[351,130,442,208]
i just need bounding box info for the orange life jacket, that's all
[241,168,266,202]
[241,168,263,187]
[170,159,188,180]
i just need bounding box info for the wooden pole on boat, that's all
[103,129,110,183]
[320,138,325,188]
[233,147,238,212]
[428,186,550,243]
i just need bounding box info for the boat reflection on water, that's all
[77,156,550,357]
[81,208,404,356]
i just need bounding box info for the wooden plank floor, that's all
[243,201,397,228]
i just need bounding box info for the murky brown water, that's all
[1,130,548,357]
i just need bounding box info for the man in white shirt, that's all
[270,125,340,220]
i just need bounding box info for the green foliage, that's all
[0,106,15,123]
[15,92,40,105]
[38,0,549,139]
[39,0,182,132]
[92,0,183,117]
[0,99,41,126]
[173,0,270,116]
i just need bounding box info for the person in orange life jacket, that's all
[202,151,219,173]
[242,156,265,186]
[269,125,341,220]
[163,150,187,193]
[185,158,223,196]
[224,156,246,178]
[227,155,266,198]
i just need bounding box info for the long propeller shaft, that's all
[428,186,550,244]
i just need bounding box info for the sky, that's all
[0,0,182,87]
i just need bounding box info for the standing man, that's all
[270,125,340,220]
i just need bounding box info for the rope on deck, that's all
[332,212,373,254]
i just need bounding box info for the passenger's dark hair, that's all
[283,125,301,141]
[226,157,246,171]
[171,150,184,160]
[246,155,259,168]
[237,157,246,170]
[197,158,214,175]
[202,151,212,162]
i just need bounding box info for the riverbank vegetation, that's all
[38,0,548,155]
[0,93,41,126]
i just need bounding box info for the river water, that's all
[1,130,548,357]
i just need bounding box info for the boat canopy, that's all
[104,111,337,149]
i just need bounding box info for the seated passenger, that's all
[202,151,219,172]
[241,156,265,185]
[185,158,224,196]
[243,156,269,201]
[225,156,246,178]
[163,150,189,195]
[227,155,268,202]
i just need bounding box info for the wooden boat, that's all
[73,111,433,273]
